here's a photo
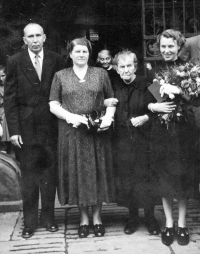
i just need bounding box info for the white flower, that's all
[160,79,165,85]
[169,93,175,99]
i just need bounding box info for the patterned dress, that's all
[50,67,116,206]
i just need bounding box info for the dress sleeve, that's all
[49,72,62,103]
[102,69,114,99]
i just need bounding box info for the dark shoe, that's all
[161,225,175,246]
[177,227,189,246]
[93,224,105,237]
[22,227,34,239]
[46,222,58,232]
[78,225,89,238]
[124,219,140,235]
[145,217,160,235]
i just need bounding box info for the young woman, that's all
[147,29,198,246]
[49,38,116,238]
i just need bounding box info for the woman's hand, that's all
[131,115,149,127]
[98,116,114,132]
[160,83,180,97]
[66,114,88,128]
[104,98,118,107]
[10,135,23,148]
[148,102,176,113]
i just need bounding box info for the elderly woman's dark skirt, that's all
[112,126,160,209]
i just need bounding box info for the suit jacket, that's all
[4,48,62,145]
[179,35,200,63]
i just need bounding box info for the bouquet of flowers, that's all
[154,62,200,129]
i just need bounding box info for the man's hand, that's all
[10,135,23,148]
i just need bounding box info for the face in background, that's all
[98,50,112,69]
[117,54,136,82]
[160,36,180,62]
[23,24,46,54]
[0,70,6,86]
[70,44,89,67]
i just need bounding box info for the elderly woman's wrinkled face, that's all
[0,70,6,86]
[160,36,180,62]
[117,55,136,82]
[70,45,89,67]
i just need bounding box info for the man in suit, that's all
[179,34,200,63]
[4,23,62,238]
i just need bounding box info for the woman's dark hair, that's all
[157,29,186,50]
[67,37,92,56]
[0,65,6,72]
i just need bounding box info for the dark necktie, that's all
[34,54,41,80]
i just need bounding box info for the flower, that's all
[153,61,200,130]
[155,62,200,97]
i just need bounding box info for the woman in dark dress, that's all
[147,29,197,246]
[106,50,160,235]
[49,38,116,238]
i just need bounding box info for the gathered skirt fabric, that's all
[150,116,198,199]
[113,127,160,208]
[58,121,116,207]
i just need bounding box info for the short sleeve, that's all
[49,72,62,103]
[102,69,114,99]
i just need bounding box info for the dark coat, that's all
[4,49,62,145]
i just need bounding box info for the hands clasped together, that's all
[66,113,113,132]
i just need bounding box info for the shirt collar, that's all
[107,65,113,71]
[120,76,138,89]
[28,48,44,62]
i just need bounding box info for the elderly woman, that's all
[49,38,116,238]
[147,29,198,246]
[106,50,160,235]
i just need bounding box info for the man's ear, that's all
[23,37,27,45]
[43,34,46,42]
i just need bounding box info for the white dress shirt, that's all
[28,48,44,72]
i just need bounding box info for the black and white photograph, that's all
[0,0,200,253]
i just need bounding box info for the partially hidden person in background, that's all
[4,22,62,238]
[0,65,11,154]
[96,49,118,85]
[105,50,160,236]
[49,38,116,238]
[146,29,199,246]
[179,34,200,64]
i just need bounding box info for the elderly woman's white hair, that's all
[113,50,138,70]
